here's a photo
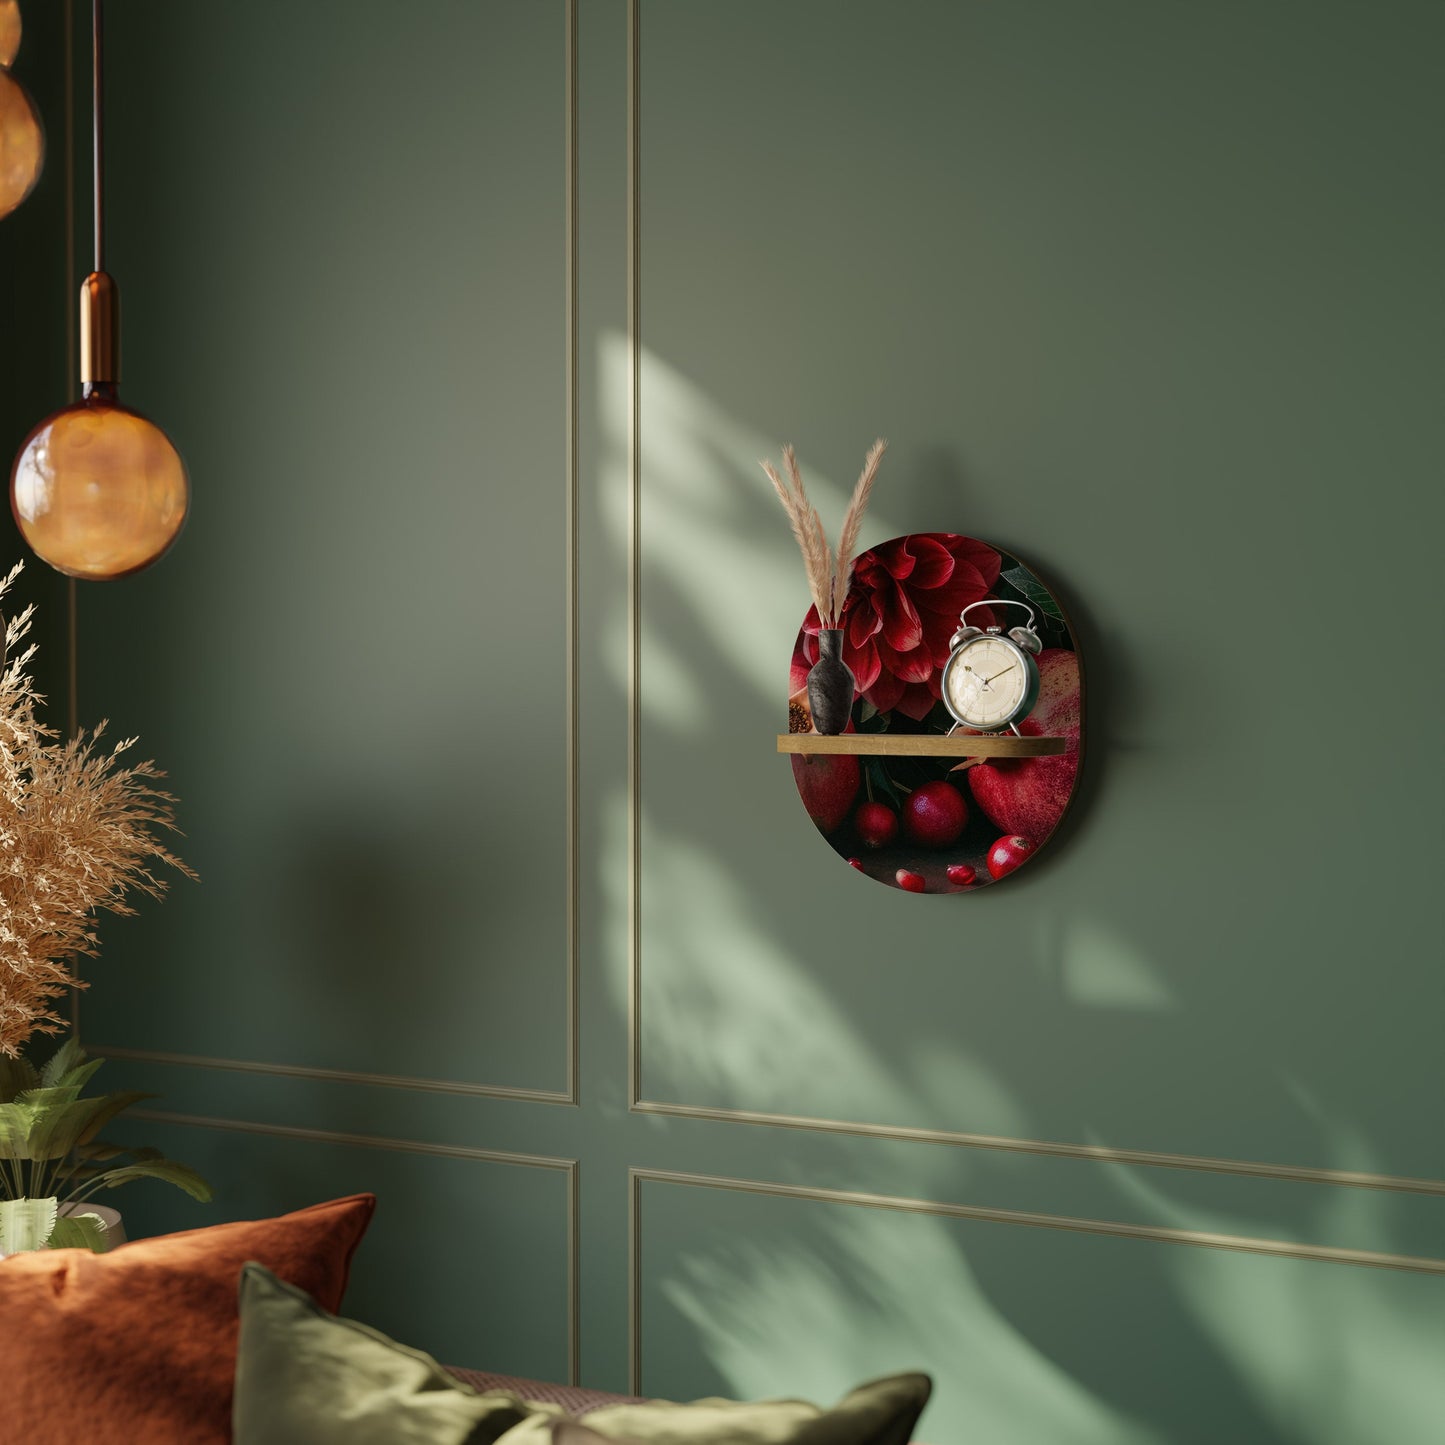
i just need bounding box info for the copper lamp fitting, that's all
[79,270,118,384]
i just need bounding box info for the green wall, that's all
[3,3,1441,1441]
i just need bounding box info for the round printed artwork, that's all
[788,533,1082,893]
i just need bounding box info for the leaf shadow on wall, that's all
[600,335,1439,1440]
[606,332,1413,1197]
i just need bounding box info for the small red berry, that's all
[854,801,899,848]
[986,834,1036,880]
[847,857,864,870]
[895,868,927,893]
[902,781,968,847]
[946,863,976,886]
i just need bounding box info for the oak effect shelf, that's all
[777,733,1067,758]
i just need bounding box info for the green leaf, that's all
[74,1090,154,1147]
[46,1211,110,1252]
[39,1036,87,1089]
[81,1158,212,1203]
[70,1141,137,1164]
[52,1058,105,1094]
[17,1084,87,1109]
[0,1195,58,1252]
[24,1093,151,1160]
[1000,566,1065,623]
[0,1054,40,1104]
[0,1102,39,1159]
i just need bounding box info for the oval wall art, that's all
[783,532,1083,893]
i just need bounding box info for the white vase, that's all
[59,1201,126,1251]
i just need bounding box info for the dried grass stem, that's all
[759,439,887,628]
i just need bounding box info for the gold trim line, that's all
[94,1046,577,1106]
[627,1165,1445,1393]
[132,1109,581,1385]
[630,1100,1445,1198]
[86,0,584,1109]
[626,0,643,1111]
[620,0,1439,1203]
[563,0,580,1107]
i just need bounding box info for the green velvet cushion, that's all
[234,1260,929,1445]
[233,1262,562,1444]
[502,1375,931,1445]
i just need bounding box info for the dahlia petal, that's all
[847,598,882,649]
[894,682,939,722]
[914,564,993,615]
[954,538,1003,588]
[846,638,882,693]
[928,630,960,668]
[852,551,889,588]
[879,585,924,651]
[876,638,935,685]
[864,668,905,715]
[903,536,956,589]
[874,539,917,581]
[790,634,813,694]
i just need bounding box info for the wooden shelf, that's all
[777,733,1067,758]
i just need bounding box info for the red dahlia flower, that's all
[791,533,1001,721]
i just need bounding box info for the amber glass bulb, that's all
[0,66,41,220]
[0,1,21,69]
[10,392,189,580]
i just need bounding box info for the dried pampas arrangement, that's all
[761,439,887,626]
[0,564,195,1056]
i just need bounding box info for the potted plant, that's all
[0,563,205,1252]
[0,1036,210,1253]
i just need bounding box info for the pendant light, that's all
[10,0,188,581]
[0,0,45,220]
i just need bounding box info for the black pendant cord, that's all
[91,0,103,274]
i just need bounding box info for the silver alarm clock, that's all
[941,600,1043,734]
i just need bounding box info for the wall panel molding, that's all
[627,1165,1445,1395]
[95,1045,580,1105]
[82,0,582,1111]
[133,1108,581,1385]
[620,0,1442,1201]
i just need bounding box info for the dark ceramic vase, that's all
[807,628,855,735]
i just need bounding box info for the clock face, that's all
[944,635,1030,729]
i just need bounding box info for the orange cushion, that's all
[0,1193,375,1445]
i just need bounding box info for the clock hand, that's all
[982,667,1015,684]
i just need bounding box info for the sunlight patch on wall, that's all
[638,822,924,1123]
[1057,919,1176,1013]
[1163,1241,1445,1443]
[657,1205,1163,1445]
[600,332,912,717]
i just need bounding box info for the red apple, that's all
[986,834,1036,879]
[968,648,1080,843]
[791,753,861,835]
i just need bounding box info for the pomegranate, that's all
[968,648,1080,843]
[895,869,927,893]
[986,834,1036,879]
[946,863,977,886]
[790,753,860,835]
[902,780,968,847]
[854,801,899,848]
